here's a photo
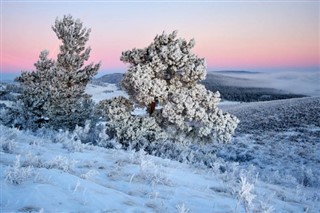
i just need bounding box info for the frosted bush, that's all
[49,122,108,151]
[95,124,115,148]
[5,155,34,185]
[60,125,92,152]
[62,138,87,153]
[46,155,76,172]
[121,31,239,143]
[96,97,167,149]
[22,153,44,168]
[72,121,91,142]
[1,125,19,153]
[52,130,70,144]
[15,15,100,130]
[131,150,172,186]
[301,166,317,187]
[1,140,17,154]
[80,170,99,180]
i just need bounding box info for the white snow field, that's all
[1,83,319,212]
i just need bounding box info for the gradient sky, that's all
[1,0,319,76]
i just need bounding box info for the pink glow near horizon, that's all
[1,1,319,74]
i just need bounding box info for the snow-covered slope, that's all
[218,97,320,188]
[1,125,242,212]
[2,124,318,212]
[85,83,128,103]
[220,97,320,134]
[1,83,319,212]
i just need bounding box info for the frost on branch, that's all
[16,15,100,130]
[96,97,167,149]
[121,31,239,143]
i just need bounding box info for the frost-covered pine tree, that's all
[121,31,239,143]
[15,50,55,129]
[16,15,100,130]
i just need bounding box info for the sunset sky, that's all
[1,0,319,77]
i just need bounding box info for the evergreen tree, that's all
[121,31,239,143]
[16,15,100,130]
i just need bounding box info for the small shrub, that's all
[131,150,172,186]
[237,176,256,213]
[22,153,44,168]
[5,155,34,185]
[45,155,76,172]
[80,170,99,180]
[1,140,17,154]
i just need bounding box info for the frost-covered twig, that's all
[176,203,190,213]
[237,176,256,212]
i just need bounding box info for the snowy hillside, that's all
[1,83,319,212]
[85,83,128,103]
[1,125,246,213]
[217,97,320,206]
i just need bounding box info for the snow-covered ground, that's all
[1,83,319,212]
[85,83,128,103]
[1,125,245,213]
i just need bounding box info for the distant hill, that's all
[95,73,124,84]
[203,73,255,87]
[201,73,306,102]
[211,70,261,74]
[221,96,320,134]
[95,73,306,102]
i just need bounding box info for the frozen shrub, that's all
[95,124,123,149]
[23,153,44,168]
[15,15,100,130]
[237,176,256,213]
[62,137,87,153]
[64,121,96,150]
[301,166,317,187]
[121,31,239,143]
[80,170,99,180]
[0,125,19,152]
[96,97,167,149]
[5,155,34,185]
[130,150,172,186]
[1,140,17,154]
[45,155,76,172]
